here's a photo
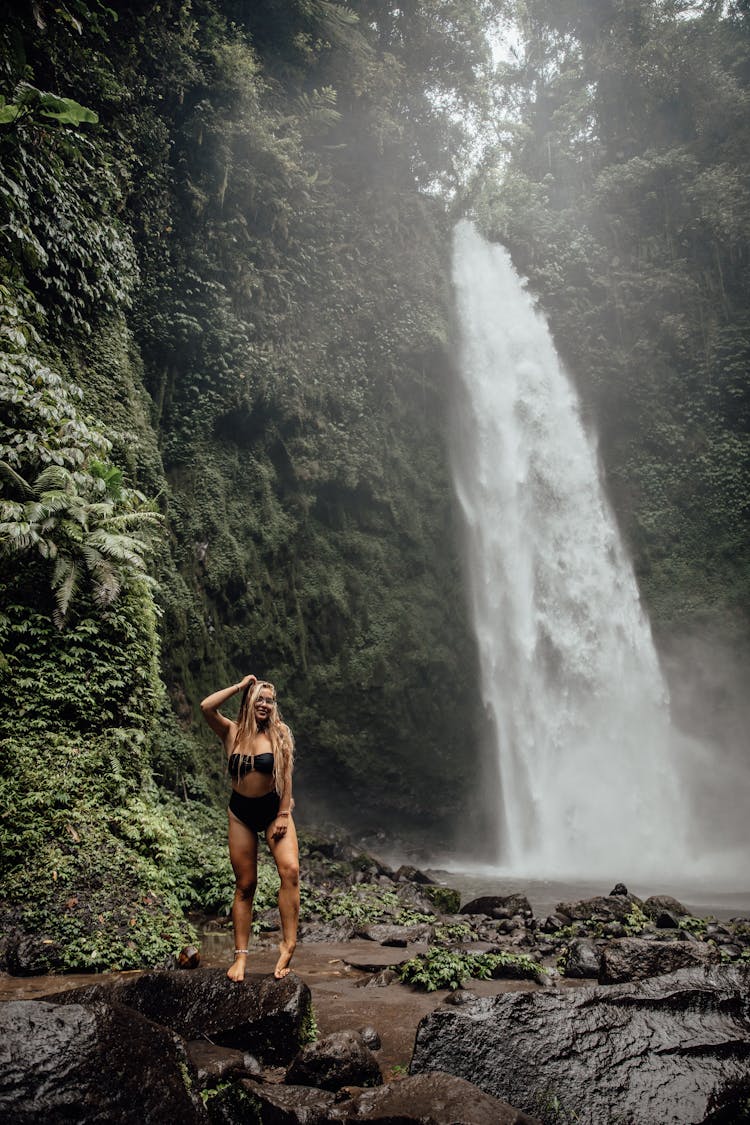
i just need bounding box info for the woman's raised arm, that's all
[200,674,256,742]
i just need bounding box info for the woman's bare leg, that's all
[227,811,259,982]
[267,819,300,979]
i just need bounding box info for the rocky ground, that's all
[2,832,750,1123]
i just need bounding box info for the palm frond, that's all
[0,460,33,498]
[34,464,76,493]
[86,529,148,568]
[89,556,121,606]
[51,554,78,627]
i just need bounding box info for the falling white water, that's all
[450,220,690,880]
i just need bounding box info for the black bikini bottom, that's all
[228,789,280,835]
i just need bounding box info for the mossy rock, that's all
[421,885,461,915]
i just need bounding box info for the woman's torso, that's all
[227,729,276,797]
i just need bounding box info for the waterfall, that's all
[450,220,689,880]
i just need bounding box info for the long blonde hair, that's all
[234,680,294,796]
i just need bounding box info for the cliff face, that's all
[0,1,491,967]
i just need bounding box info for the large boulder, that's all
[460,895,533,920]
[285,1029,382,1091]
[0,999,206,1123]
[642,895,690,920]
[229,1081,338,1123]
[410,964,750,1125]
[185,1040,263,1088]
[333,1072,541,1123]
[562,937,602,979]
[555,895,636,923]
[598,938,719,984]
[48,967,311,1065]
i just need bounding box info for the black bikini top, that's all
[228,751,274,779]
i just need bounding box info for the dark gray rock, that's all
[356,1025,381,1051]
[460,894,533,920]
[394,883,438,915]
[655,911,682,929]
[362,969,399,988]
[539,912,572,933]
[285,1029,382,1092]
[394,865,435,884]
[0,930,63,976]
[332,1072,541,1124]
[47,967,311,1064]
[642,895,690,920]
[185,1040,263,1087]
[562,938,602,979]
[555,895,636,923]
[229,1080,338,1124]
[443,989,479,1006]
[356,923,431,946]
[410,964,750,1125]
[0,999,206,1123]
[599,938,719,984]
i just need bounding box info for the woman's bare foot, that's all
[227,951,248,982]
[274,939,296,979]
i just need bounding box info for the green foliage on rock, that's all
[398,945,543,991]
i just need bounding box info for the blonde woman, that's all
[200,674,299,981]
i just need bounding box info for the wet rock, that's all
[443,989,479,1006]
[356,923,431,946]
[598,938,719,984]
[460,894,533,920]
[332,1072,541,1124]
[562,938,601,979]
[297,921,357,943]
[178,944,201,969]
[48,967,311,1065]
[394,865,435,884]
[394,883,437,915]
[257,908,282,932]
[231,1080,338,1124]
[602,921,626,938]
[0,999,206,1123]
[655,911,682,929]
[555,895,636,923]
[609,883,630,896]
[0,931,62,976]
[363,969,399,988]
[285,1029,383,1092]
[539,912,571,933]
[185,1040,263,1087]
[411,964,750,1125]
[642,895,689,920]
[721,944,744,960]
[357,1025,381,1051]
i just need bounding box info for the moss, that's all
[422,886,461,916]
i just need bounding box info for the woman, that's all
[200,674,299,982]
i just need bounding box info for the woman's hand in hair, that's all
[238,674,257,692]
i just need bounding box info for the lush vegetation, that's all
[1,0,748,968]
[0,0,494,968]
[398,945,543,991]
